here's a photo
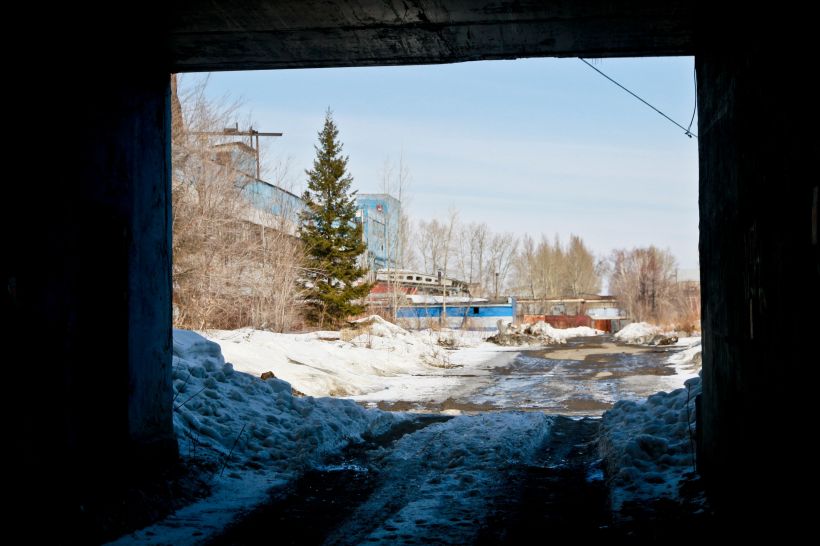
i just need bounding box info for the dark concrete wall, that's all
[7,68,175,530]
[697,46,819,528]
[122,75,176,456]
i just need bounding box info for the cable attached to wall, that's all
[686,67,698,137]
[579,58,698,139]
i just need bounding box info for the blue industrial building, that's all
[244,179,305,228]
[396,298,516,331]
[212,141,305,232]
[355,193,401,274]
[213,143,402,272]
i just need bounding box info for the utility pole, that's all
[438,270,446,328]
[193,123,283,179]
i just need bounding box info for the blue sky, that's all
[198,56,699,269]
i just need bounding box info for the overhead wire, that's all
[685,67,698,137]
[578,57,698,139]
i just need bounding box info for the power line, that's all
[578,58,697,139]
[686,67,698,136]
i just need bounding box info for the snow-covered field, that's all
[206,316,612,409]
[206,318,700,415]
[206,318,519,407]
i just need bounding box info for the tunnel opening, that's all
[169,57,701,413]
[164,56,707,542]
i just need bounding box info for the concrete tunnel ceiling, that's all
[168,0,695,72]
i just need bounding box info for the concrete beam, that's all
[169,0,694,71]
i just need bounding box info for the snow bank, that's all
[526,321,603,341]
[110,330,403,546]
[420,327,492,349]
[488,321,603,346]
[206,323,453,399]
[614,322,661,344]
[171,329,400,472]
[349,314,411,338]
[667,339,702,377]
[203,317,518,405]
[599,373,702,512]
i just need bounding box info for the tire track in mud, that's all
[321,412,554,545]
[475,416,609,543]
[207,415,450,546]
[208,413,554,546]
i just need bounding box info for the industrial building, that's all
[355,193,401,276]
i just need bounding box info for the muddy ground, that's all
[209,415,713,545]
[373,336,690,415]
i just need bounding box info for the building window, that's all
[472,307,480,315]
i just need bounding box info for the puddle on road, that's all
[373,398,498,413]
[363,336,698,417]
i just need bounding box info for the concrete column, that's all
[8,70,176,500]
[697,49,819,529]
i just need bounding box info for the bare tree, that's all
[513,235,539,299]
[417,219,448,274]
[561,234,600,296]
[172,74,306,332]
[512,233,599,299]
[440,207,459,323]
[417,218,517,300]
[608,246,680,323]
[380,154,413,319]
[486,232,518,300]
[455,222,488,294]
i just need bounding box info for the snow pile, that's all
[488,320,603,346]
[171,329,401,472]
[599,374,701,512]
[348,314,410,338]
[614,322,661,344]
[667,338,702,378]
[203,322,525,407]
[328,413,553,543]
[111,330,403,546]
[422,327,492,349]
[345,316,451,362]
[526,321,603,341]
[206,324,453,399]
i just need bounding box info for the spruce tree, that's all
[299,111,371,327]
